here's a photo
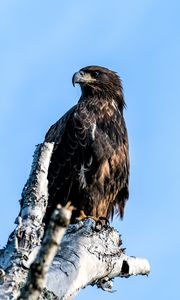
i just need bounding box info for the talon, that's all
[75,211,109,229]
[99,216,110,226]
[75,211,100,223]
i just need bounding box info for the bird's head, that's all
[72,65,125,110]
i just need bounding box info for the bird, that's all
[44,65,130,225]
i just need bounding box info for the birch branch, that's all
[0,140,150,300]
[46,219,150,300]
[18,204,72,300]
[0,142,54,300]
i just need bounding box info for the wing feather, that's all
[43,102,96,223]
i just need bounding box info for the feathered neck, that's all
[79,85,126,112]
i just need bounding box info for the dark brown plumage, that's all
[44,65,129,224]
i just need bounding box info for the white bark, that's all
[0,142,54,299]
[17,204,72,300]
[0,141,150,300]
[46,219,150,300]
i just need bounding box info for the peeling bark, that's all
[0,142,150,300]
[46,219,150,300]
[0,143,54,299]
[18,204,72,300]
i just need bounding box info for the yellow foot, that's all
[75,210,88,220]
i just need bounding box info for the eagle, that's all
[44,65,129,224]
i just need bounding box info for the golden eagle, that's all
[44,66,129,224]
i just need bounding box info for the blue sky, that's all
[0,1,180,299]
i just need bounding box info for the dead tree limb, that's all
[0,142,150,300]
[0,142,54,299]
[17,204,72,300]
[46,219,150,300]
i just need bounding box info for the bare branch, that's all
[46,219,150,300]
[0,141,150,300]
[0,142,54,300]
[18,204,72,300]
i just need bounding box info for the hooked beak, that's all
[72,70,95,87]
[72,71,85,87]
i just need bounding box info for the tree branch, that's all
[0,142,150,300]
[17,204,72,300]
[0,142,54,299]
[46,219,150,300]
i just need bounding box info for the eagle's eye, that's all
[92,71,100,78]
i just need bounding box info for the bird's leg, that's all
[75,210,89,221]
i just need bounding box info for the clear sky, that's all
[0,1,180,299]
